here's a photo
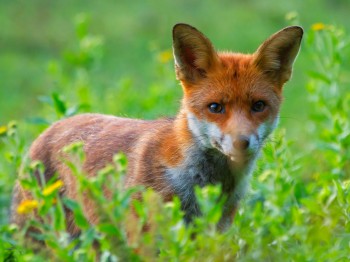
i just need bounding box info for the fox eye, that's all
[208,103,225,114]
[252,101,266,112]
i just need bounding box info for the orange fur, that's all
[11,24,303,236]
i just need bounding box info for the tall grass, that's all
[0,17,349,261]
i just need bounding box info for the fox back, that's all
[11,24,303,233]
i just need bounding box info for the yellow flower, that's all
[0,126,7,136]
[312,23,326,31]
[43,180,64,196]
[17,200,39,214]
[158,50,173,63]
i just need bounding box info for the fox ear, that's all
[254,26,303,84]
[173,23,219,82]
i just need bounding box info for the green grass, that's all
[1,1,350,261]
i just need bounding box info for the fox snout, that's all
[215,130,272,166]
[187,112,275,162]
[215,132,260,161]
[233,135,250,151]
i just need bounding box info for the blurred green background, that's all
[1,1,350,258]
[1,0,349,138]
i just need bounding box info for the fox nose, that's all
[233,135,250,151]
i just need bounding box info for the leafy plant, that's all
[1,17,350,262]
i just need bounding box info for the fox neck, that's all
[166,110,258,222]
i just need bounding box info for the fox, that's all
[11,23,303,235]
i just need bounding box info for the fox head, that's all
[173,24,303,164]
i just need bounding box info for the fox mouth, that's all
[227,153,254,163]
[212,140,255,163]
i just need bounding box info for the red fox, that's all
[11,24,303,234]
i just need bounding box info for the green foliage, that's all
[306,25,350,179]
[0,13,350,262]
